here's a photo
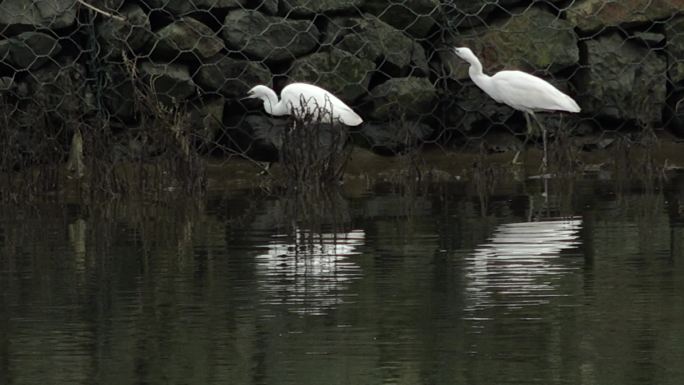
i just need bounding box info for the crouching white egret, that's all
[244,82,363,126]
[452,47,580,168]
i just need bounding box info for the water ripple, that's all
[254,229,365,315]
[465,218,583,312]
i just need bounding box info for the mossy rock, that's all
[195,55,272,97]
[567,0,684,33]
[139,62,197,105]
[289,48,375,102]
[142,0,277,15]
[222,10,320,62]
[444,7,578,80]
[362,0,439,38]
[153,17,224,59]
[327,15,428,76]
[367,77,437,120]
[0,0,76,29]
[0,32,62,71]
[97,4,152,58]
[576,32,666,124]
[282,0,364,16]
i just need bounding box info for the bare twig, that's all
[77,0,125,21]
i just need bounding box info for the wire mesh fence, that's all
[0,0,682,198]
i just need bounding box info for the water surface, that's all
[2,176,684,385]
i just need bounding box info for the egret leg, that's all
[530,112,548,171]
[512,112,534,165]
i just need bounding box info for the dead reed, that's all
[277,95,352,193]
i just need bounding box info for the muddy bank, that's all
[208,135,684,194]
[3,133,681,206]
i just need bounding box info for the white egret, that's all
[244,82,363,126]
[453,47,580,167]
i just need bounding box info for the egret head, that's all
[453,47,477,63]
[244,85,273,101]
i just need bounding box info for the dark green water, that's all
[1,176,684,385]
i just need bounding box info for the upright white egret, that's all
[244,82,363,126]
[453,47,580,167]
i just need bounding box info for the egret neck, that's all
[260,88,288,116]
[466,55,495,98]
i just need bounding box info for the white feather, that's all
[491,71,581,113]
[452,47,581,115]
[246,82,363,126]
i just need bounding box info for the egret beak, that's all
[240,90,256,101]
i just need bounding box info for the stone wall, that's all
[1,0,683,161]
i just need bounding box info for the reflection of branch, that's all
[77,0,125,21]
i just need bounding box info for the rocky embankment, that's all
[1,0,683,163]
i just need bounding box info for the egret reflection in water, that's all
[255,229,365,315]
[465,218,583,312]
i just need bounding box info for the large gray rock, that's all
[224,114,287,160]
[576,32,667,124]
[222,10,320,62]
[142,0,193,14]
[367,77,437,121]
[0,0,76,29]
[445,83,516,133]
[202,0,278,13]
[666,15,684,84]
[362,0,439,38]
[282,0,364,16]
[139,62,197,105]
[227,113,347,161]
[96,4,152,58]
[24,57,94,116]
[195,55,271,97]
[289,48,375,102]
[327,15,429,76]
[0,32,62,70]
[244,114,287,151]
[153,17,224,59]
[90,0,126,11]
[444,7,578,80]
[567,0,684,33]
[446,0,518,16]
[444,0,565,22]
[143,0,277,15]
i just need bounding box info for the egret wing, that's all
[491,71,580,113]
[281,83,363,126]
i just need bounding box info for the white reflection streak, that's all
[255,229,365,315]
[465,218,582,311]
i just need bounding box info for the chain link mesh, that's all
[0,0,681,197]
